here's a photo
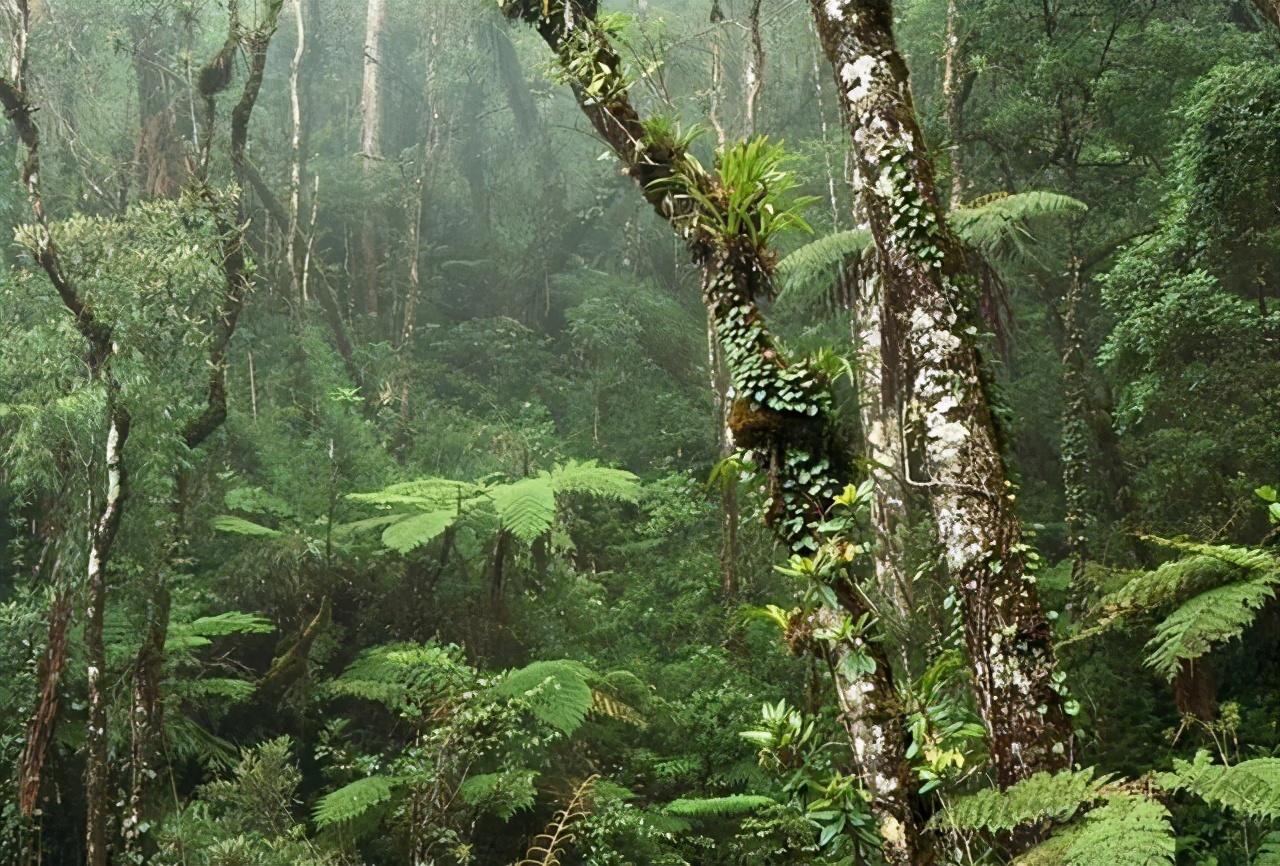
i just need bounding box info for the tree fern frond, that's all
[590,688,646,727]
[775,229,872,309]
[312,775,400,829]
[326,642,474,708]
[950,191,1087,262]
[935,768,1108,833]
[1063,793,1174,865]
[549,460,640,502]
[493,475,558,544]
[380,509,457,554]
[662,795,776,818]
[213,515,281,538]
[1159,751,1280,820]
[347,477,484,510]
[491,660,594,735]
[458,769,538,820]
[1144,572,1279,679]
[513,775,598,866]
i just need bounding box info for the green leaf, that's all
[380,509,456,554]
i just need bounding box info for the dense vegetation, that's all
[0,0,1278,863]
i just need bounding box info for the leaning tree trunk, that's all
[810,0,1072,789]
[498,4,924,860]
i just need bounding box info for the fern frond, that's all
[950,191,1086,262]
[212,515,282,538]
[775,229,872,308]
[591,689,646,727]
[1159,751,1280,820]
[347,477,484,510]
[662,794,775,818]
[513,775,599,866]
[1063,793,1174,865]
[1144,572,1279,679]
[380,509,457,554]
[491,660,595,735]
[549,460,640,502]
[166,611,275,651]
[493,475,558,544]
[458,769,538,820]
[313,775,400,829]
[935,768,1108,833]
[326,642,474,708]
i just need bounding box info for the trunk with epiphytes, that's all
[497,4,924,859]
[809,0,1073,790]
[358,0,386,320]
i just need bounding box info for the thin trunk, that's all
[708,313,738,597]
[17,572,70,817]
[85,398,132,866]
[1061,255,1091,582]
[941,0,966,205]
[1252,0,1280,30]
[287,0,307,301]
[359,0,386,319]
[810,0,1072,790]
[708,0,727,145]
[744,0,764,134]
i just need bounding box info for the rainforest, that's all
[1,0,1279,863]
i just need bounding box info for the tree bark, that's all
[809,0,1073,789]
[358,0,386,319]
[498,4,923,859]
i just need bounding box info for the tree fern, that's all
[934,768,1108,833]
[1015,793,1174,866]
[312,775,400,829]
[1159,751,1280,820]
[490,660,594,735]
[1144,572,1279,679]
[661,794,776,818]
[212,515,282,538]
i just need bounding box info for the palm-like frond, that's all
[951,191,1087,263]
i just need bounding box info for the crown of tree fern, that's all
[775,228,872,309]
[1015,793,1175,866]
[490,660,595,735]
[661,794,776,818]
[1159,751,1280,821]
[1145,572,1280,679]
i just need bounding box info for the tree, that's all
[808,0,1073,790]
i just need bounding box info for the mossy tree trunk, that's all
[810,0,1073,789]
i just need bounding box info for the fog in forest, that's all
[0,1,1278,863]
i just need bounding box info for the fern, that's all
[346,477,484,510]
[490,660,594,735]
[1253,831,1280,865]
[591,689,646,727]
[662,794,775,818]
[493,475,559,544]
[549,460,640,502]
[313,775,400,829]
[935,768,1108,833]
[380,509,457,554]
[950,191,1087,262]
[458,769,538,820]
[1159,751,1280,820]
[1016,793,1174,866]
[326,641,474,708]
[1144,572,1279,679]
[514,775,598,866]
[166,611,275,651]
[775,229,872,307]
[213,515,282,537]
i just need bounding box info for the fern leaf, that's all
[590,689,646,727]
[212,515,281,538]
[513,775,598,866]
[458,769,538,820]
[935,768,1108,833]
[1063,793,1174,866]
[380,509,456,554]
[549,460,640,502]
[493,476,558,544]
[950,191,1086,262]
[1159,751,1280,820]
[1144,572,1279,679]
[347,477,484,510]
[326,641,474,708]
[491,660,594,735]
[662,794,775,818]
[313,775,400,828]
[775,229,872,307]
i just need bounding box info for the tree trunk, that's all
[1061,255,1092,582]
[85,399,132,866]
[358,0,386,319]
[18,580,70,817]
[707,313,739,597]
[744,0,764,134]
[809,0,1073,789]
